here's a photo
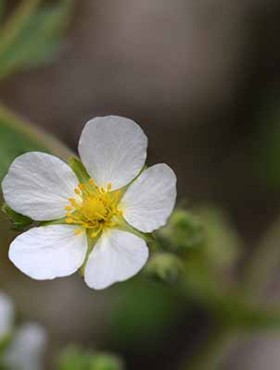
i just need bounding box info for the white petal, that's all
[2,152,79,221]
[9,225,87,280]
[84,229,149,290]
[78,116,147,190]
[120,164,177,233]
[4,323,47,370]
[0,293,14,340]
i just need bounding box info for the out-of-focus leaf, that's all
[0,1,6,22]
[110,281,186,352]
[58,347,125,370]
[0,0,74,78]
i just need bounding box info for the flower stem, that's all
[0,102,72,159]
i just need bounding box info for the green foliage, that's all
[0,1,5,23]
[110,282,185,352]
[58,347,124,370]
[0,0,74,79]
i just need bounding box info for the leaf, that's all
[0,0,6,22]
[58,347,125,370]
[0,0,74,79]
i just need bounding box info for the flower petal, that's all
[9,225,87,280]
[0,293,14,340]
[4,323,47,370]
[2,152,79,221]
[84,229,149,290]
[78,116,147,190]
[120,164,177,233]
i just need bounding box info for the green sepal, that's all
[1,202,34,231]
[68,156,90,183]
[117,218,156,244]
[39,217,66,227]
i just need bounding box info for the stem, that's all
[0,0,41,56]
[0,102,72,159]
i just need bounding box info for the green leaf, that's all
[0,0,6,22]
[0,0,74,79]
[58,347,125,370]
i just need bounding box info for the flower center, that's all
[65,179,122,237]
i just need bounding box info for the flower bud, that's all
[158,209,204,251]
[144,252,183,284]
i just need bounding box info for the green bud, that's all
[144,252,183,284]
[158,209,204,251]
[197,206,242,271]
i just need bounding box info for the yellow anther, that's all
[65,182,123,235]
[74,228,83,235]
[89,178,95,186]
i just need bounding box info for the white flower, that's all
[2,116,177,290]
[0,292,47,370]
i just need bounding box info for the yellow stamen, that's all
[65,179,122,237]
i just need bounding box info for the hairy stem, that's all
[0,102,72,159]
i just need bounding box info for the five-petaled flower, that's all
[2,116,177,289]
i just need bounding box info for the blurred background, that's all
[0,0,280,369]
